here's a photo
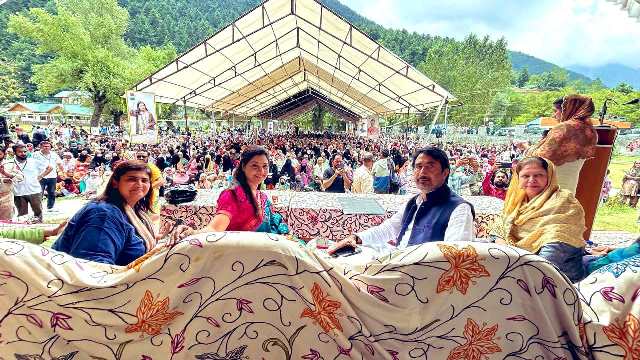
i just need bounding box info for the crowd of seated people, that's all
[0,94,635,285]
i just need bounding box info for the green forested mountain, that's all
[509,50,592,83]
[0,0,51,100]
[121,0,261,52]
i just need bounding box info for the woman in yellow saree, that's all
[492,157,587,282]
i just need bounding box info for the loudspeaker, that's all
[0,116,7,137]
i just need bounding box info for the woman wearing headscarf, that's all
[491,157,587,282]
[299,157,313,187]
[525,95,597,194]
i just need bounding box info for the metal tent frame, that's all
[131,0,455,121]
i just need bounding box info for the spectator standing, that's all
[0,147,24,220]
[15,127,30,144]
[4,144,45,222]
[352,152,374,194]
[32,140,62,211]
[372,149,393,194]
[482,166,510,200]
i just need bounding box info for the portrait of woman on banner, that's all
[129,101,156,135]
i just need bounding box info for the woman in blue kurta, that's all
[53,161,157,265]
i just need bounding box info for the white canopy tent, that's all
[131,0,454,120]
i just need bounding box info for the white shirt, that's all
[32,151,62,179]
[357,195,474,253]
[352,165,373,194]
[372,158,391,177]
[313,164,327,179]
[61,158,76,173]
[5,158,45,196]
[84,175,103,193]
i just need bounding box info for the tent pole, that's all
[428,97,446,143]
[183,99,188,133]
[443,100,449,149]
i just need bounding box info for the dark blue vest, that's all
[396,185,475,246]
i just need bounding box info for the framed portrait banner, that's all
[127,92,158,144]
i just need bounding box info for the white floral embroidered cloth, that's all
[0,233,637,359]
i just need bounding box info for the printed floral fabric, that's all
[577,253,640,360]
[4,233,630,359]
[160,189,504,240]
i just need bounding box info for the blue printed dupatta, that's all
[255,199,290,235]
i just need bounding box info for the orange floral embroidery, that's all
[602,313,640,360]
[127,248,161,272]
[437,244,490,294]
[448,318,502,360]
[300,282,343,333]
[125,290,183,336]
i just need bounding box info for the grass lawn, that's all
[593,202,640,233]
[592,154,640,233]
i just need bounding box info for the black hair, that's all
[329,152,343,167]
[515,157,549,174]
[412,147,451,183]
[12,143,26,153]
[491,169,510,184]
[96,161,154,238]
[394,156,408,171]
[233,145,269,217]
[280,158,296,180]
[553,97,564,109]
[412,147,450,172]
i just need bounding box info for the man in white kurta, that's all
[330,147,474,255]
[351,152,374,194]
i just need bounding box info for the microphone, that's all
[623,98,640,105]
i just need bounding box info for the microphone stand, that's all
[598,98,618,126]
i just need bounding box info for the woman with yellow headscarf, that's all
[526,95,597,194]
[492,157,587,282]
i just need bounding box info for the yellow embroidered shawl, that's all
[496,159,586,253]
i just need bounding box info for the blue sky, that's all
[341,0,640,69]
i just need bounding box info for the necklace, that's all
[14,159,27,172]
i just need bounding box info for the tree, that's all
[515,68,530,88]
[0,59,24,104]
[311,106,326,131]
[8,0,176,126]
[419,34,512,126]
[528,68,569,90]
[614,82,634,95]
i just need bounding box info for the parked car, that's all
[525,126,545,135]
[619,128,640,136]
[494,127,516,136]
